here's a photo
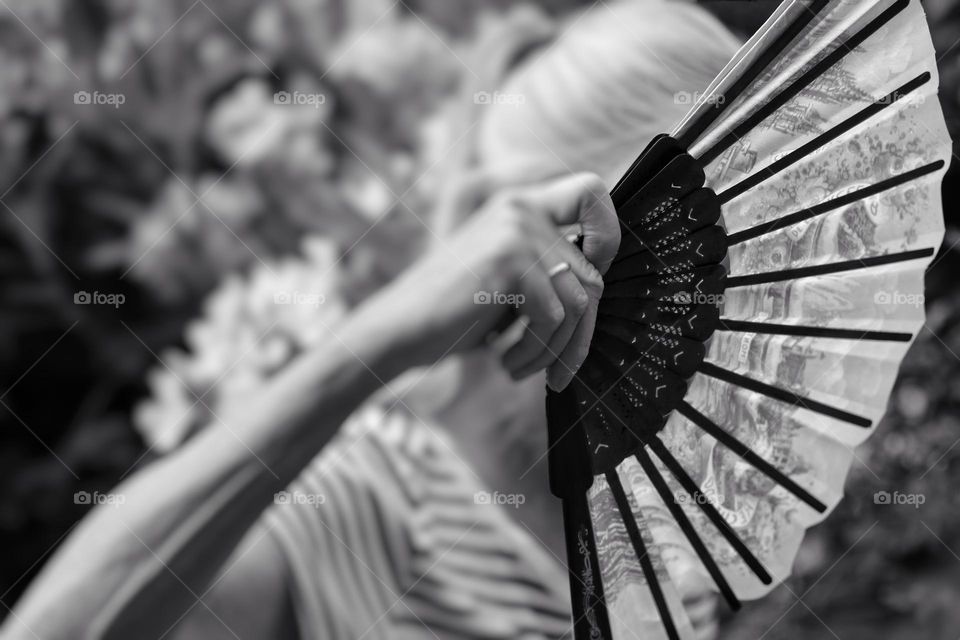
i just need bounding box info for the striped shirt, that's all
[262,405,575,639]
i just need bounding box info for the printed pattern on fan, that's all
[687,0,909,158]
[588,472,696,640]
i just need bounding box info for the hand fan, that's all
[544,0,950,638]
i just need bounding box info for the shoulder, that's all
[168,522,299,640]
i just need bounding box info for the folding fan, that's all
[544,0,950,638]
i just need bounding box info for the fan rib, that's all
[605,471,681,640]
[717,72,932,205]
[646,438,773,584]
[633,446,742,610]
[724,247,935,288]
[677,0,831,148]
[699,360,870,427]
[612,135,681,208]
[698,0,911,165]
[562,493,615,640]
[726,160,945,245]
[678,401,828,512]
[717,319,912,342]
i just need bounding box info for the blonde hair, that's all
[408,1,740,431]
[476,0,741,186]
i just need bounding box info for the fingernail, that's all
[547,371,571,392]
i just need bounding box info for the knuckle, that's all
[582,264,605,291]
[492,228,530,267]
[490,189,524,216]
[572,289,590,315]
[609,218,622,243]
[501,203,531,237]
[579,172,607,195]
[499,244,534,282]
[498,228,524,256]
[548,302,565,327]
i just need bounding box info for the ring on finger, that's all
[547,262,572,278]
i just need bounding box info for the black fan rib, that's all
[699,360,871,427]
[718,72,932,205]
[677,401,828,512]
[605,471,681,640]
[633,446,741,610]
[677,0,831,148]
[646,438,773,584]
[727,160,945,246]
[718,319,912,342]
[698,0,911,165]
[562,492,614,640]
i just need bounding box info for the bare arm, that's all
[1,173,617,640]
[5,302,416,640]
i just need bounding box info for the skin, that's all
[1,172,618,640]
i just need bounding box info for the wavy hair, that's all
[476,0,741,186]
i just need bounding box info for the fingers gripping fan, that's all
[545,0,950,638]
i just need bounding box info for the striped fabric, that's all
[262,406,575,640]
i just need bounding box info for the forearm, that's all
[5,301,420,640]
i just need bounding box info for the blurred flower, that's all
[134,236,350,452]
[327,16,461,216]
[113,176,268,302]
[205,76,333,170]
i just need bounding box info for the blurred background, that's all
[1,0,959,638]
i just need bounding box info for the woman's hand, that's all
[360,172,619,391]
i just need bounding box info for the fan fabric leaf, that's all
[545,1,951,638]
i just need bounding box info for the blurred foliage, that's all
[0,0,586,611]
[0,1,959,638]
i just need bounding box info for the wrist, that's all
[337,287,430,383]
